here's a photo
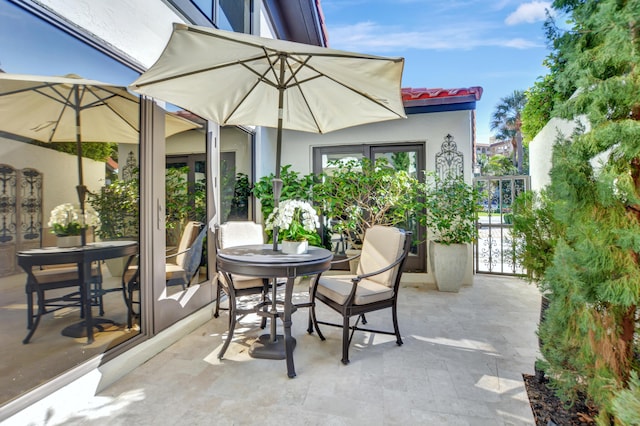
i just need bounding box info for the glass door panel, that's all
[313,144,426,272]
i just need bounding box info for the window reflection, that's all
[0,0,140,407]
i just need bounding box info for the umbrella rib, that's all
[222,71,267,124]
[82,86,139,134]
[302,60,405,119]
[132,54,276,88]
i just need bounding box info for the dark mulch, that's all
[523,374,599,426]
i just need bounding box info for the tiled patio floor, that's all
[5,274,541,425]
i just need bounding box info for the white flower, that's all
[48,203,101,236]
[264,199,319,241]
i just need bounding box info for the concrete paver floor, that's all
[7,274,541,425]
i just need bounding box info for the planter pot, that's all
[430,241,468,292]
[56,235,82,248]
[282,240,308,255]
[105,257,127,278]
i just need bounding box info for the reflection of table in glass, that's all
[17,240,138,344]
[217,244,332,378]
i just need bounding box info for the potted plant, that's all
[48,202,101,247]
[264,199,321,254]
[88,178,139,277]
[88,178,139,241]
[313,157,424,271]
[422,172,481,292]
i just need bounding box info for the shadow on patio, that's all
[3,273,541,425]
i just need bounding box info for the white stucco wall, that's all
[0,136,105,223]
[35,0,186,69]
[255,109,475,285]
[267,110,474,181]
[529,115,590,192]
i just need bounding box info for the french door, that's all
[312,143,426,272]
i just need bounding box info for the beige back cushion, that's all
[356,226,405,288]
[219,221,264,249]
[175,221,201,267]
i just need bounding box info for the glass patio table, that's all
[216,244,333,378]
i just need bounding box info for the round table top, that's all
[218,244,332,264]
[16,240,138,266]
[217,244,333,278]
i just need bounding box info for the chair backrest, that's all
[175,221,202,267]
[217,221,264,249]
[357,225,408,288]
[182,225,207,281]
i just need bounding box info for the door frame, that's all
[312,143,426,272]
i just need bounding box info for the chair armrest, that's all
[165,248,191,261]
[329,251,361,266]
[351,251,407,284]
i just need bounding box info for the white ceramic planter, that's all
[430,241,468,292]
[282,240,308,255]
[56,235,82,248]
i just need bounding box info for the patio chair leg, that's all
[307,300,325,340]
[218,309,236,359]
[341,315,351,365]
[214,283,220,318]
[392,304,403,346]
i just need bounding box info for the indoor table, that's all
[216,244,332,378]
[17,240,138,344]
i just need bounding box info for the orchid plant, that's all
[264,199,322,246]
[48,203,101,237]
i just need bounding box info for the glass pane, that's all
[165,123,208,297]
[193,0,213,20]
[0,0,140,406]
[219,0,246,32]
[220,126,253,222]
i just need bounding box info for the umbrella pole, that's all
[74,86,87,246]
[272,55,286,252]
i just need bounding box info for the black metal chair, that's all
[308,225,412,364]
[213,221,273,359]
[25,262,103,333]
[122,221,206,328]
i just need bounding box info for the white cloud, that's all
[328,21,542,52]
[505,1,554,25]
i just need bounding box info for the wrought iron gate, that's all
[473,175,530,275]
[0,164,42,277]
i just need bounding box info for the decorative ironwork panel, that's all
[123,150,138,181]
[19,168,42,242]
[435,134,463,179]
[473,175,529,276]
[0,164,17,244]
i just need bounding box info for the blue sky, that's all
[320,0,555,144]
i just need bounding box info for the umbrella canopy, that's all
[0,72,200,244]
[130,23,407,177]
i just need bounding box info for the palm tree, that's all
[490,90,527,174]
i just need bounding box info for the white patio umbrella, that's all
[131,24,406,173]
[0,72,200,244]
[129,23,406,247]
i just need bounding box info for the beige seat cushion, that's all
[32,265,100,284]
[357,226,405,288]
[317,274,394,305]
[165,263,187,282]
[218,272,264,290]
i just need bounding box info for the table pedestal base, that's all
[249,334,296,360]
[61,318,116,338]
